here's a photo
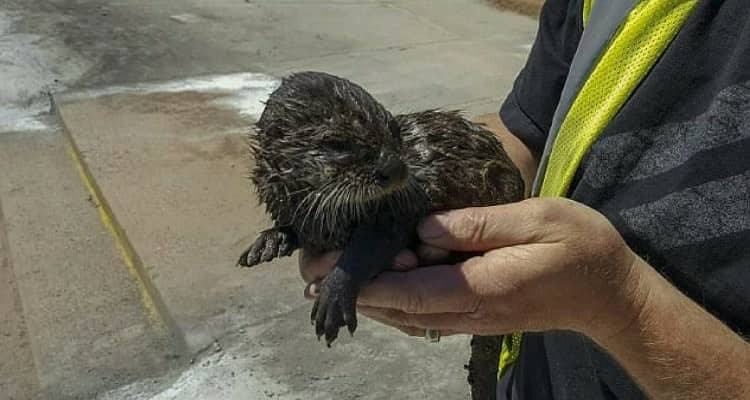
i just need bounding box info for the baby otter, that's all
[238,71,524,400]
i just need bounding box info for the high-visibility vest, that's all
[498,0,700,378]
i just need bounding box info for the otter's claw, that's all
[238,227,297,267]
[312,268,359,346]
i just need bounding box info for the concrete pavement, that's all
[0,197,39,400]
[0,1,537,398]
[0,130,181,400]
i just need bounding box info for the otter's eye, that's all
[323,138,354,153]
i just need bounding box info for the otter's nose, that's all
[375,153,407,188]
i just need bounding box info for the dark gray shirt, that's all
[499,0,750,398]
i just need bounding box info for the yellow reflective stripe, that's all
[540,0,698,198]
[498,332,523,378]
[582,0,596,27]
[499,0,699,377]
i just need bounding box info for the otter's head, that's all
[251,72,424,234]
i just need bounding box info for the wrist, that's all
[584,253,654,346]
[581,255,750,399]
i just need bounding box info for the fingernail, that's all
[418,213,449,239]
[305,282,319,300]
[392,251,418,270]
[417,245,451,262]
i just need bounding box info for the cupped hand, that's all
[358,198,646,341]
[298,246,420,299]
[298,233,438,337]
[299,198,646,341]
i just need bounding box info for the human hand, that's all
[353,198,647,342]
[298,246,419,299]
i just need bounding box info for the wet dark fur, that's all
[239,71,524,400]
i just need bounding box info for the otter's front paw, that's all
[237,227,297,267]
[311,267,359,346]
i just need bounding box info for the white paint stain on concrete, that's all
[97,324,325,400]
[0,10,88,133]
[169,13,204,24]
[1,8,276,132]
[59,73,281,121]
[0,104,50,132]
[100,349,287,400]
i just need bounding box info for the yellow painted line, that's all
[54,94,185,352]
[65,142,173,335]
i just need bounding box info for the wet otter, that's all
[238,71,524,400]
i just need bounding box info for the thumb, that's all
[417,201,541,252]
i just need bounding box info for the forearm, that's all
[592,256,750,400]
[473,113,538,197]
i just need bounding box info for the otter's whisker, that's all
[299,180,337,233]
[316,181,344,235]
[287,186,313,197]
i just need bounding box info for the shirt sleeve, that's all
[499,0,585,158]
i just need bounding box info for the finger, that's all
[299,250,341,283]
[417,200,550,252]
[365,310,423,336]
[304,281,320,300]
[359,305,472,334]
[415,244,451,265]
[391,249,418,271]
[360,307,460,337]
[358,263,480,314]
